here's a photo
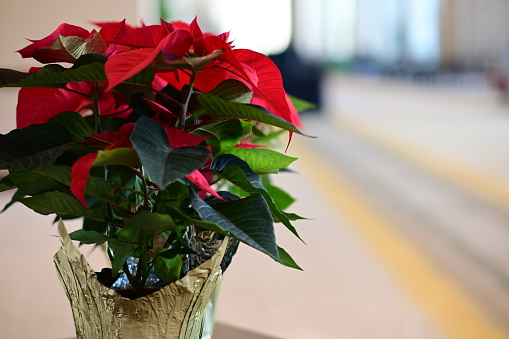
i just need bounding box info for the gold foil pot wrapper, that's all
[53,220,226,339]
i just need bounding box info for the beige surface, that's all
[0,1,138,69]
[2,73,509,338]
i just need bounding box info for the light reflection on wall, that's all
[138,0,443,68]
[152,0,292,56]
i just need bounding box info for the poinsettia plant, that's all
[0,18,311,298]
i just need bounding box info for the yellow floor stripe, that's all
[338,117,509,211]
[293,137,508,339]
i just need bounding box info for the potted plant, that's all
[0,17,310,338]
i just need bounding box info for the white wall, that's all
[0,0,139,133]
[0,0,139,69]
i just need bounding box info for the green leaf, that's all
[0,68,30,87]
[0,123,75,170]
[266,185,296,211]
[222,148,297,174]
[197,94,305,135]
[124,211,176,237]
[0,175,15,193]
[153,252,182,284]
[59,34,107,60]
[154,182,190,211]
[1,189,25,213]
[20,191,105,220]
[278,246,303,270]
[35,165,116,202]
[156,49,223,71]
[123,64,155,87]
[0,62,106,88]
[211,154,304,242]
[69,229,113,245]
[109,240,137,274]
[161,205,227,234]
[9,170,60,195]
[93,148,140,167]
[190,190,280,262]
[289,95,316,112]
[196,119,244,154]
[130,116,210,188]
[208,79,253,103]
[48,111,93,141]
[83,217,108,234]
[282,211,308,221]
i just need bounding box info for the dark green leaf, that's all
[130,116,210,188]
[207,79,253,103]
[196,119,244,154]
[0,68,30,87]
[162,205,227,234]
[48,111,93,141]
[83,217,108,234]
[1,189,25,213]
[155,182,190,212]
[35,165,116,202]
[69,229,113,244]
[153,252,182,284]
[278,246,303,270]
[157,246,196,259]
[71,54,107,69]
[0,177,15,193]
[0,62,106,88]
[190,190,280,262]
[10,170,61,195]
[109,240,137,274]
[0,123,75,170]
[211,154,304,242]
[20,191,105,220]
[124,65,155,87]
[197,94,306,135]
[124,211,176,237]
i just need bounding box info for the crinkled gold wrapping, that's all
[53,220,226,339]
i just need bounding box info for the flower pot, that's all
[53,220,227,339]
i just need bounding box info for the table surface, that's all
[213,322,280,339]
[67,322,279,339]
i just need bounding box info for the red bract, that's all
[17,23,91,63]
[16,82,92,128]
[165,127,210,147]
[105,36,170,91]
[108,24,170,48]
[189,17,205,56]
[161,29,194,63]
[71,123,135,208]
[186,170,222,200]
[71,153,98,208]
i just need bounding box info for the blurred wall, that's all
[440,0,509,72]
[0,0,138,134]
[0,0,139,69]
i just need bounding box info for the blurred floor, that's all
[215,74,509,339]
[1,74,509,338]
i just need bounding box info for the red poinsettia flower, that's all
[71,123,135,208]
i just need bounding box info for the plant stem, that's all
[179,70,196,129]
[92,81,102,135]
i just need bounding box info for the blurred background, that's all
[1,0,509,338]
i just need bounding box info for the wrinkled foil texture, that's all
[54,220,226,339]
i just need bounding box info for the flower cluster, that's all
[0,18,307,297]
